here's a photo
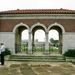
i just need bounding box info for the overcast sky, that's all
[0,0,75,11]
[22,30,59,41]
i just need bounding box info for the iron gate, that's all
[15,43,28,53]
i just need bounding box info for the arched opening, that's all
[49,26,63,54]
[15,25,29,53]
[34,29,45,52]
[21,29,28,52]
[22,30,28,41]
[31,26,46,53]
[35,30,45,42]
[49,30,59,40]
[49,29,59,53]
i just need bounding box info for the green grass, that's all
[35,47,45,52]
[49,47,59,52]
[21,44,59,52]
[21,44,28,52]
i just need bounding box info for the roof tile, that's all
[0,9,75,14]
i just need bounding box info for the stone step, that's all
[9,59,65,62]
[8,55,65,62]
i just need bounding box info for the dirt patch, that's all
[0,67,9,75]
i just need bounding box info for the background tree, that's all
[50,38,58,47]
[50,38,55,43]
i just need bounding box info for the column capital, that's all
[29,32,31,34]
[45,31,49,34]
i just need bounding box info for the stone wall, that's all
[0,32,15,54]
[62,32,75,54]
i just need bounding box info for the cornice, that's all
[0,14,75,19]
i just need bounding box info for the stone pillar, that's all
[32,33,35,44]
[45,32,49,54]
[32,32,35,53]
[59,34,62,54]
[28,32,32,53]
[15,29,21,52]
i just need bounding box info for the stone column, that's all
[59,34,62,54]
[15,29,21,52]
[32,33,35,44]
[45,32,49,54]
[32,32,35,53]
[28,32,32,53]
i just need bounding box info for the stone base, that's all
[43,50,50,54]
[66,57,75,62]
[28,50,33,54]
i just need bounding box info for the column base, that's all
[43,50,49,54]
[28,49,33,54]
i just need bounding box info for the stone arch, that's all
[48,22,65,33]
[13,22,29,53]
[48,22,65,54]
[30,22,47,33]
[30,22,48,53]
[13,22,29,33]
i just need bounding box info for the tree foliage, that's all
[50,38,58,43]
[50,38,55,43]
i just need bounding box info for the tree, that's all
[54,40,58,43]
[50,38,54,43]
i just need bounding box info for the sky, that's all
[0,0,75,41]
[22,30,59,41]
[0,0,75,11]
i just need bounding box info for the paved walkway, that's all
[0,61,75,75]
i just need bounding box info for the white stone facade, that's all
[62,32,75,54]
[0,32,15,54]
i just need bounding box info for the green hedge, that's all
[5,48,11,55]
[64,49,75,57]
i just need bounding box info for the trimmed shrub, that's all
[5,48,11,55]
[64,49,75,57]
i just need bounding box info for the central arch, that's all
[31,22,48,53]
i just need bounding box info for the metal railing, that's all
[32,43,45,53]
[49,44,62,54]
[15,43,62,54]
[15,43,28,53]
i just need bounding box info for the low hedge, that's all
[5,48,11,55]
[64,49,75,57]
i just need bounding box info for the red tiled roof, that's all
[0,9,75,14]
